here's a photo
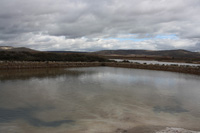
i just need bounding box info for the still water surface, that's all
[0,67,200,133]
[111,59,200,66]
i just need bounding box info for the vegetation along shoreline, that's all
[0,61,200,75]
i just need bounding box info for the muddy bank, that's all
[0,61,200,75]
[0,61,102,69]
[104,62,200,75]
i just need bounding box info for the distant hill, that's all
[0,46,108,62]
[0,46,88,53]
[1,46,199,61]
[95,49,200,59]
[0,46,37,52]
[48,51,88,54]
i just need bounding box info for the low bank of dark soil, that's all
[0,61,200,75]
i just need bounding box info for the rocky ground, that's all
[114,127,200,133]
[156,127,200,133]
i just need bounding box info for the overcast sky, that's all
[0,0,200,51]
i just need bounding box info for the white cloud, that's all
[2,33,198,52]
[0,0,200,51]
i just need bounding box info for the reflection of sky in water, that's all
[77,67,189,90]
[1,67,200,132]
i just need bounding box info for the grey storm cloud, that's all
[0,0,200,51]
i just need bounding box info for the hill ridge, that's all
[95,49,200,59]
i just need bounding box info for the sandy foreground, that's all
[156,127,200,133]
[115,127,200,133]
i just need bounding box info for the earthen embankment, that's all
[0,61,200,75]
